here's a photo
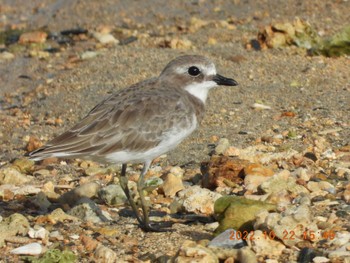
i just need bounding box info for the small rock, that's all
[208,37,217,45]
[92,32,119,44]
[0,213,30,246]
[36,208,79,224]
[29,50,50,58]
[68,199,106,223]
[81,234,99,252]
[244,164,275,192]
[293,167,312,181]
[313,256,330,263]
[224,146,241,157]
[98,184,127,205]
[31,192,51,212]
[173,240,218,263]
[33,169,51,177]
[169,166,185,178]
[330,231,350,247]
[260,170,309,196]
[251,103,271,110]
[214,196,276,234]
[94,244,117,263]
[81,51,99,60]
[244,163,274,177]
[10,242,42,255]
[163,38,192,49]
[28,226,48,240]
[201,156,249,190]
[174,185,222,215]
[19,31,47,44]
[26,136,43,152]
[0,51,15,60]
[85,167,108,176]
[263,204,319,247]
[204,222,220,232]
[49,230,64,241]
[0,166,31,185]
[343,182,350,203]
[215,138,230,155]
[161,173,184,197]
[144,177,163,192]
[58,181,101,207]
[247,230,285,258]
[208,229,245,249]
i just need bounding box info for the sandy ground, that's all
[0,0,349,262]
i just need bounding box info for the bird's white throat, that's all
[184,81,217,103]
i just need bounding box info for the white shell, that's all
[28,227,47,240]
[10,242,43,255]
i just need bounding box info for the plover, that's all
[28,55,238,231]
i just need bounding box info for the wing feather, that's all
[28,80,201,162]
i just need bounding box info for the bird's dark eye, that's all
[188,66,201,76]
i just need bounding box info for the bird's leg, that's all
[119,163,143,225]
[137,161,169,232]
[137,161,152,228]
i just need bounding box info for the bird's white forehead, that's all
[174,63,216,76]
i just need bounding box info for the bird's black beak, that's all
[213,74,238,86]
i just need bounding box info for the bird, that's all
[27,55,238,231]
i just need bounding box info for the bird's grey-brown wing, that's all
[28,84,196,161]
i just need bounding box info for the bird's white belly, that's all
[105,114,198,163]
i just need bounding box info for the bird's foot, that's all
[140,221,174,232]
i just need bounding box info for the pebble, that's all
[244,163,275,192]
[166,38,192,49]
[144,177,163,192]
[10,242,42,255]
[312,256,330,263]
[49,230,64,241]
[247,230,285,258]
[201,156,249,190]
[36,208,79,224]
[263,204,319,247]
[84,166,108,176]
[98,184,127,205]
[174,185,222,215]
[58,181,101,207]
[208,229,245,249]
[81,51,99,60]
[0,213,30,246]
[173,240,218,263]
[94,244,118,263]
[33,169,51,177]
[0,166,31,185]
[68,199,105,223]
[214,196,276,234]
[292,167,312,181]
[215,138,230,155]
[0,51,15,60]
[81,234,99,251]
[251,103,271,110]
[161,173,184,197]
[169,166,185,178]
[92,32,119,44]
[260,170,309,196]
[343,182,350,203]
[28,226,48,240]
[19,31,47,43]
[31,192,51,212]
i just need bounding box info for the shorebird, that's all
[28,55,238,231]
